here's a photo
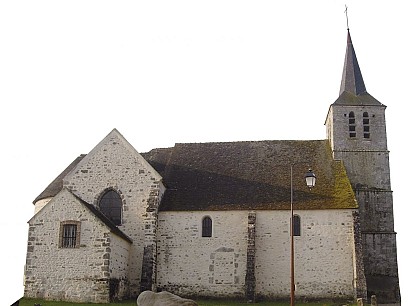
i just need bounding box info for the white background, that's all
[1,1,418,304]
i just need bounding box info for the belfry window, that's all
[202,216,212,237]
[348,112,356,138]
[363,112,370,139]
[99,190,122,226]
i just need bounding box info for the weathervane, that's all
[344,5,349,30]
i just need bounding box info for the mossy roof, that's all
[333,91,384,106]
[143,140,357,211]
[34,140,357,211]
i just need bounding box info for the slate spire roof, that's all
[340,29,366,96]
[333,30,384,107]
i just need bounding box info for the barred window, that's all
[99,189,122,226]
[202,216,212,237]
[59,221,81,248]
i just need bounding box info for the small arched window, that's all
[363,112,370,139]
[99,190,122,226]
[202,216,212,237]
[348,111,356,138]
[292,215,301,236]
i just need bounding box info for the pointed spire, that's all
[339,30,367,96]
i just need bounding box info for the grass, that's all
[19,298,359,306]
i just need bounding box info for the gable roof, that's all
[72,191,132,243]
[33,154,86,204]
[34,136,357,212]
[143,140,357,211]
[30,188,132,243]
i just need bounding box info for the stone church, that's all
[23,30,400,304]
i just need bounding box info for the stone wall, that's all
[326,105,388,154]
[326,101,400,303]
[254,209,356,300]
[109,234,131,300]
[156,209,357,301]
[62,130,163,297]
[34,197,51,214]
[156,211,249,298]
[356,189,394,233]
[352,211,367,301]
[24,189,128,303]
[140,181,165,292]
[245,212,256,302]
[334,151,391,190]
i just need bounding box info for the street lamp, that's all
[290,167,316,306]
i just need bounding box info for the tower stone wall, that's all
[326,105,400,302]
[325,29,400,303]
[326,97,400,303]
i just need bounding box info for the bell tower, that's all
[325,30,400,303]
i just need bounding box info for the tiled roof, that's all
[34,140,357,212]
[143,140,357,211]
[333,91,384,106]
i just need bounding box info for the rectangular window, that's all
[59,221,81,248]
[292,215,301,236]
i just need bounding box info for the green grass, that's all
[20,298,359,306]
[19,299,134,306]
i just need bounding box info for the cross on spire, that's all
[344,5,349,30]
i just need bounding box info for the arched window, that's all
[292,215,301,236]
[99,190,122,226]
[363,112,370,139]
[348,111,356,138]
[202,216,212,237]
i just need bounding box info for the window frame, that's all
[99,189,123,226]
[202,216,213,238]
[59,221,81,249]
[348,111,356,138]
[292,215,301,237]
[363,112,370,139]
